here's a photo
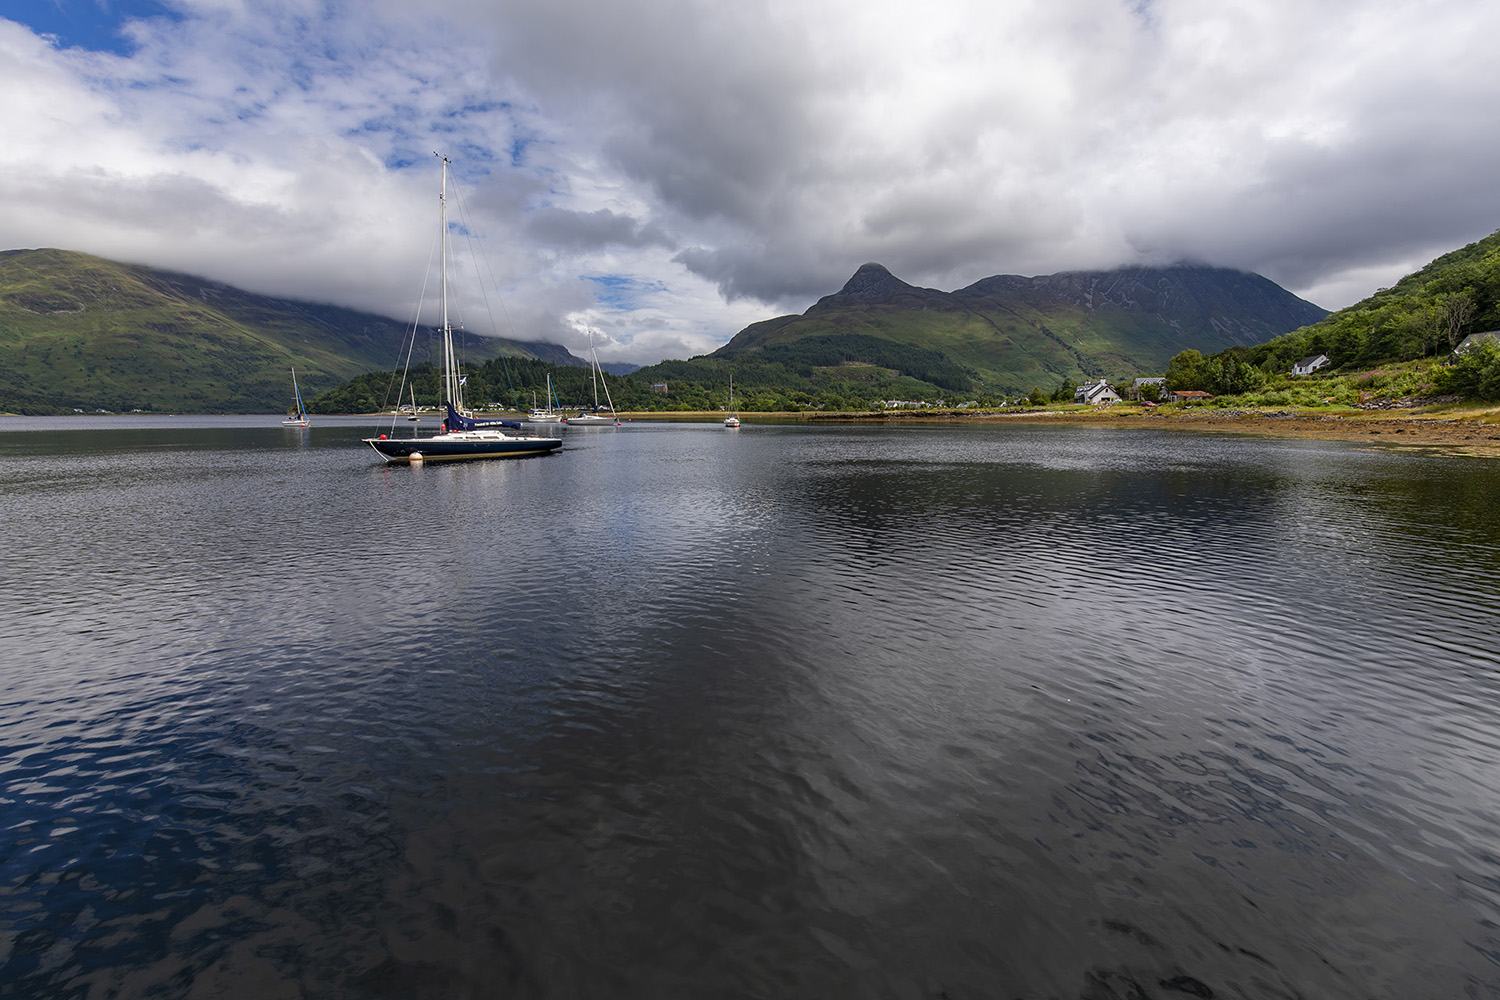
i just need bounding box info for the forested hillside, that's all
[1142,228,1500,403]
[1246,228,1500,371]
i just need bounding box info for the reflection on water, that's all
[2,416,1499,998]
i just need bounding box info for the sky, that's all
[3,0,1499,366]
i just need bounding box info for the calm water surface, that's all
[2,415,1499,999]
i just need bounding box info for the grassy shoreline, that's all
[615,403,1500,456]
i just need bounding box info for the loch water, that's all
[2,415,1500,999]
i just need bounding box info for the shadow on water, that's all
[2,418,1500,997]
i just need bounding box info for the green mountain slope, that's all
[710,263,1329,396]
[0,248,578,413]
[1243,227,1500,372]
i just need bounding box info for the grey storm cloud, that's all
[3,0,1499,363]
[458,0,1500,316]
[522,207,677,252]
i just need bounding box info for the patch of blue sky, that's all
[509,134,538,168]
[421,137,506,185]
[345,115,434,172]
[345,94,530,176]
[6,0,181,55]
[585,275,668,311]
[121,73,192,94]
[443,100,535,168]
[453,99,514,118]
[383,153,425,170]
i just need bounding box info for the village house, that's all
[1291,354,1331,376]
[1127,376,1166,401]
[1074,379,1121,405]
[1165,389,1213,404]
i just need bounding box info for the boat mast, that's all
[439,154,463,415]
[588,329,600,409]
[591,331,617,416]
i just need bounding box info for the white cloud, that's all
[2,0,1498,365]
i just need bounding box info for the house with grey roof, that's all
[1074,379,1121,405]
[1128,376,1166,401]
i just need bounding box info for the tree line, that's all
[312,343,993,415]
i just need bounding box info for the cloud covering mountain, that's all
[3,0,1498,365]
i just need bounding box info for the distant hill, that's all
[709,262,1329,396]
[0,248,583,413]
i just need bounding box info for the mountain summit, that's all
[825,263,928,303]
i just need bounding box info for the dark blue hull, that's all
[364,434,561,463]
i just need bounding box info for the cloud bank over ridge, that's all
[3,0,1498,363]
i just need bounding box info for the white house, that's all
[1291,354,1331,376]
[1074,379,1121,405]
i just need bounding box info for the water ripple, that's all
[3,419,1500,997]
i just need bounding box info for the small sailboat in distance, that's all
[282,367,310,426]
[723,372,740,428]
[563,330,620,426]
[525,373,563,423]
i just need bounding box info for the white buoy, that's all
[409,452,424,464]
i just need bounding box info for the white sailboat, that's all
[363,156,563,463]
[525,373,562,423]
[563,331,620,426]
[723,373,740,428]
[282,367,309,426]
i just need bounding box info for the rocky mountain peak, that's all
[837,263,910,300]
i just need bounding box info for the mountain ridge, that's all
[0,248,586,413]
[2,248,1333,413]
[710,261,1328,394]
